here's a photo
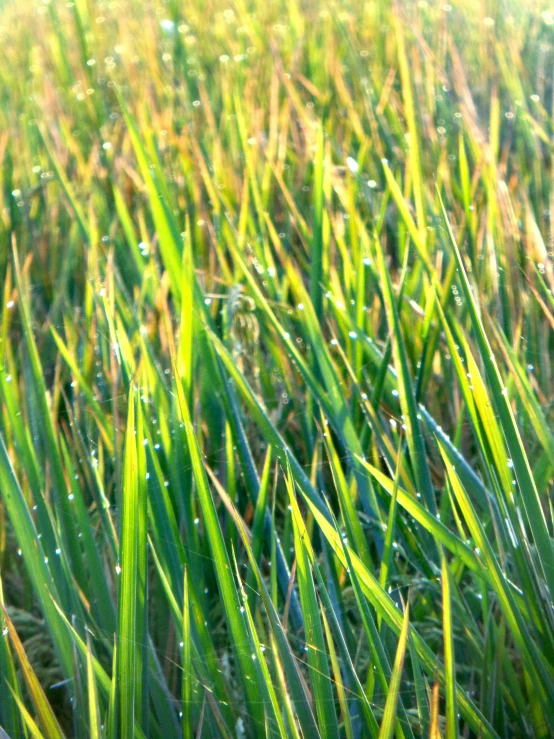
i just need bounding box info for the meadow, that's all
[0,0,554,736]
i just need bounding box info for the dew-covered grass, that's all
[1,0,554,737]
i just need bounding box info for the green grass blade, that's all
[441,553,458,739]
[378,604,409,739]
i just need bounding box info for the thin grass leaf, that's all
[378,604,409,739]
[440,553,458,739]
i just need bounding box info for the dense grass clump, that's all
[2,0,554,736]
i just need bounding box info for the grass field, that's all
[1,0,554,736]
